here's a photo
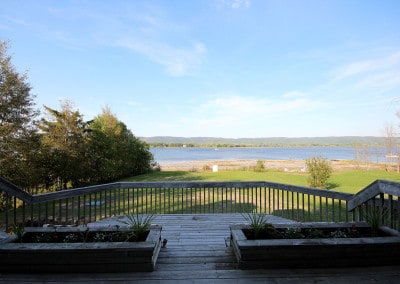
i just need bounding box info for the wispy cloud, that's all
[102,6,207,77]
[222,0,251,9]
[330,51,400,83]
[199,93,322,115]
[3,16,30,27]
[117,39,206,77]
[177,93,325,135]
[354,71,400,91]
[10,3,207,77]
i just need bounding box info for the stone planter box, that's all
[230,222,400,269]
[0,225,162,273]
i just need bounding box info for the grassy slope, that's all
[122,169,400,194]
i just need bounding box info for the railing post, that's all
[5,192,9,232]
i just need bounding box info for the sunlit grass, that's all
[328,170,400,193]
[123,168,400,193]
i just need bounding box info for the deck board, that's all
[1,214,400,283]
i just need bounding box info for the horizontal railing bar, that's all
[32,183,121,204]
[0,177,33,203]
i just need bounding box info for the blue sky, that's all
[1,0,400,138]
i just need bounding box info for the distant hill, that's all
[139,136,388,147]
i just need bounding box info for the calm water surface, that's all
[150,147,386,163]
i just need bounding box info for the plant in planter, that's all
[8,223,24,243]
[242,212,283,239]
[0,213,162,273]
[16,213,155,244]
[364,206,388,236]
[231,213,400,269]
[118,212,154,241]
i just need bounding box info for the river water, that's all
[150,147,387,163]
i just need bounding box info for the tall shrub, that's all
[305,156,332,188]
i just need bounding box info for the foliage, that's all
[0,41,154,192]
[305,156,333,188]
[151,161,161,172]
[118,212,154,240]
[202,165,211,171]
[0,41,40,187]
[364,206,388,236]
[34,104,155,188]
[329,229,353,238]
[144,136,387,147]
[62,233,80,243]
[242,212,272,239]
[307,228,324,238]
[38,101,89,188]
[86,107,154,183]
[20,227,141,243]
[284,227,305,239]
[254,160,265,172]
[246,225,383,240]
[9,223,25,242]
[90,230,136,242]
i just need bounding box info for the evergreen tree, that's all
[38,101,88,188]
[0,41,40,187]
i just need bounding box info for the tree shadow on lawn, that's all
[272,204,349,222]
[326,182,340,190]
[168,200,256,214]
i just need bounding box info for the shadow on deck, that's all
[1,214,400,283]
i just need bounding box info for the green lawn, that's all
[328,170,400,193]
[122,169,400,194]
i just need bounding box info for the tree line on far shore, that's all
[0,41,155,193]
[141,136,389,148]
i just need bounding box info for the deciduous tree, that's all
[306,156,332,188]
[87,107,154,183]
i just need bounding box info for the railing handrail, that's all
[347,180,400,211]
[0,177,33,203]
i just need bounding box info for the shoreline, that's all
[158,159,388,172]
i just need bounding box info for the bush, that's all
[151,162,161,172]
[202,165,211,171]
[254,160,265,172]
[305,156,332,188]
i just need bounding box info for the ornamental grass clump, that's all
[119,212,154,241]
[242,212,281,239]
[364,206,388,236]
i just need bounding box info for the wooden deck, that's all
[1,214,400,283]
